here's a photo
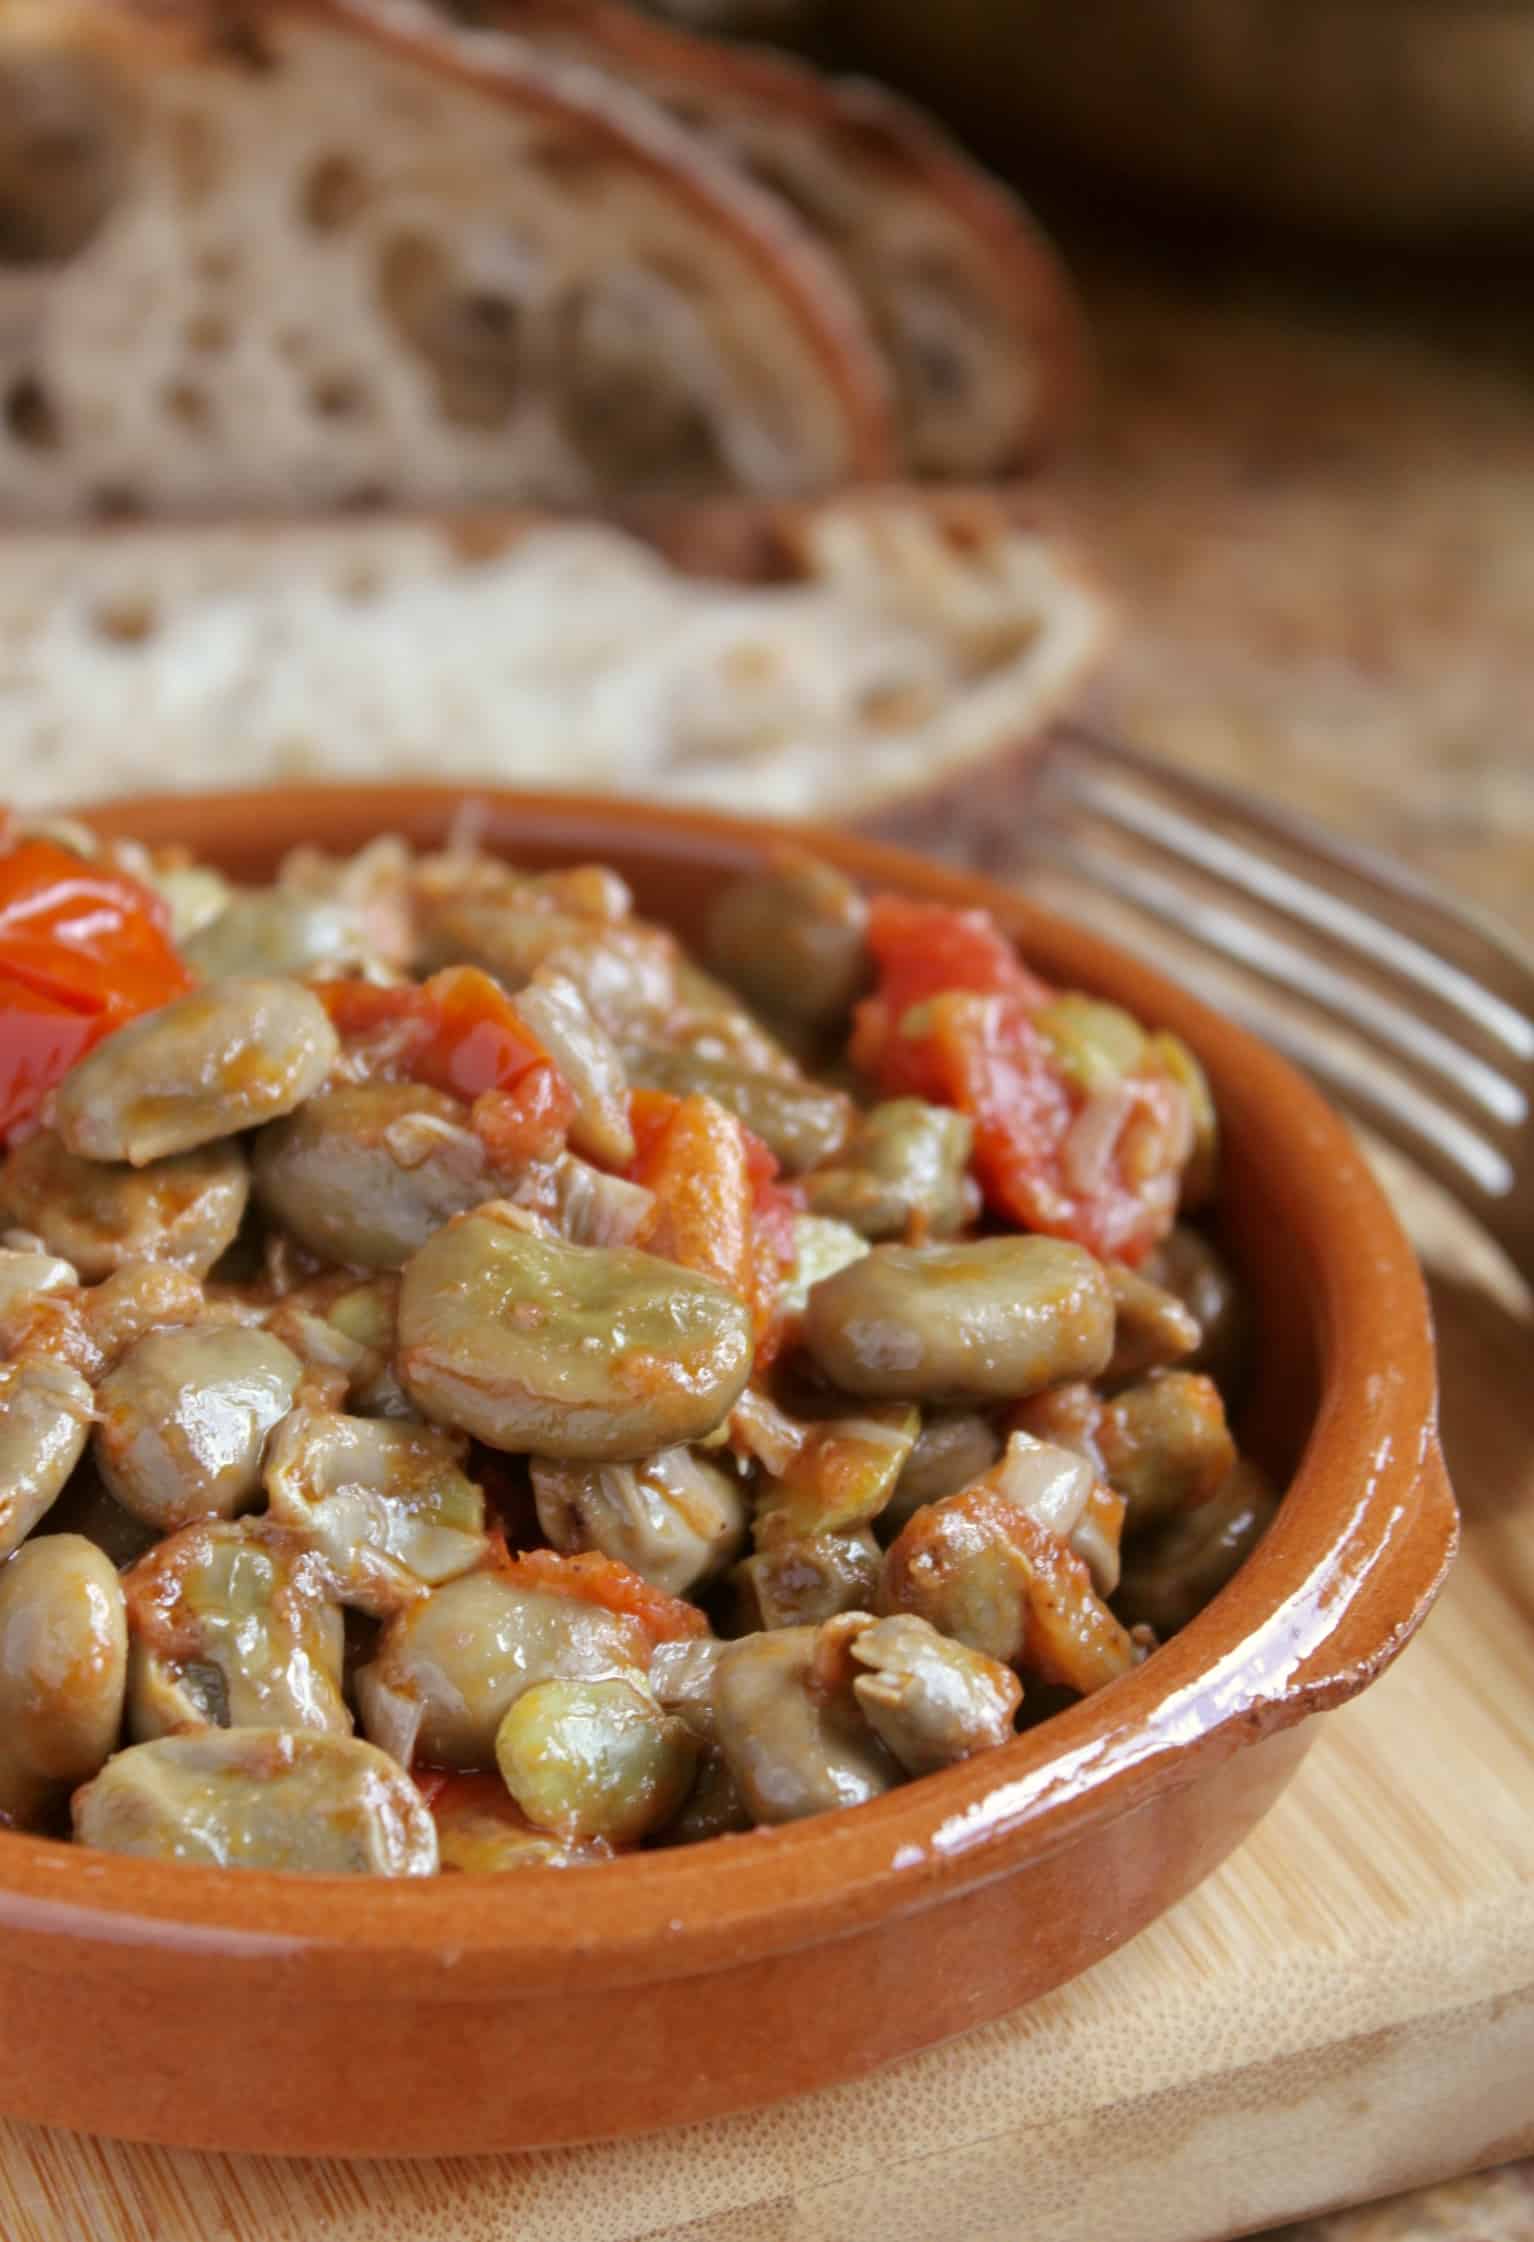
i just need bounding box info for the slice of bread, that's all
[481,0,1089,476]
[0,494,1107,817]
[0,0,896,520]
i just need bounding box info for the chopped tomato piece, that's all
[471,1067,575,1170]
[0,837,194,1144]
[0,973,102,1142]
[628,1087,796,1352]
[627,1085,681,1169]
[632,1091,754,1297]
[496,1547,709,1646]
[315,966,551,1102]
[849,890,1190,1264]
[849,893,1047,1083]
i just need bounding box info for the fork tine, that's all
[1017,865,1523,1230]
[1040,725,1534,1069]
[1033,826,1529,1138]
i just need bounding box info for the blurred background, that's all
[629,0,1531,938]
[760,0,1534,942]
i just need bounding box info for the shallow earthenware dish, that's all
[0,786,1456,2157]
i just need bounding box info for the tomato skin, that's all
[470,1067,575,1170]
[493,1548,709,1646]
[849,893,1048,1084]
[851,896,1188,1265]
[315,967,549,1102]
[628,1088,796,1356]
[0,838,195,1145]
[0,975,102,1141]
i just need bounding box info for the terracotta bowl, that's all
[0,786,1456,2158]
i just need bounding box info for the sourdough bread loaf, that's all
[0,497,1106,815]
[0,0,895,520]
[489,0,1089,476]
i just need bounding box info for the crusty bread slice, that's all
[0,494,1107,816]
[479,0,1090,476]
[0,0,896,520]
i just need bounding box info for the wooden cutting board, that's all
[0,1160,1529,2242]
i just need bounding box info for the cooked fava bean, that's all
[801,1237,1114,1404]
[79,1264,208,1368]
[628,1047,852,1174]
[73,1728,438,1875]
[1143,1227,1249,1394]
[183,889,372,980]
[881,1411,1002,1543]
[1105,1260,1202,1382]
[847,1614,1021,1776]
[0,1359,94,1558]
[706,852,869,1029]
[0,1537,127,1828]
[55,979,339,1165]
[880,1486,1135,1694]
[264,1274,409,1418]
[6,815,1267,1869]
[1118,1461,1280,1637]
[733,1527,882,1632]
[511,974,634,1170]
[532,1447,746,1599]
[422,882,680,1041]
[753,1404,919,1541]
[648,1633,727,1745]
[124,1520,348,1740]
[95,1326,303,1532]
[429,1773,610,1871]
[712,1623,898,1825]
[663,1747,753,1844]
[253,1083,504,1270]
[398,1207,754,1461]
[1098,1371,1238,1529]
[356,1571,649,1769]
[805,1100,976,1241]
[266,1407,486,1614]
[495,1674,698,1845]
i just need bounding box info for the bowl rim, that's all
[0,785,1457,1993]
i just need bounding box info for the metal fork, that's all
[989,723,1534,1285]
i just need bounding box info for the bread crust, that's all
[484,0,1090,471]
[0,0,899,507]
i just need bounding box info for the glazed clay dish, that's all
[0,786,1456,2157]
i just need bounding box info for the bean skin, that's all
[94,1326,303,1531]
[0,1358,94,1558]
[0,1536,127,1828]
[1,1132,248,1281]
[55,978,339,1165]
[801,1236,1114,1404]
[397,1204,753,1461]
[253,1083,502,1270]
[73,1728,439,1874]
[712,1623,899,1825]
[356,1571,650,1770]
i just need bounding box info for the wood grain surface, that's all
[0,1160,1526,2242]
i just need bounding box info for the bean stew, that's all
[0,814,1278,1876]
